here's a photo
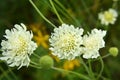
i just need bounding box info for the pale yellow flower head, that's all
[82,29,106,59]
[49,24,84,60]
[0,23,37,69]
[98,8,118,26]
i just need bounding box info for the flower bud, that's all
[39,55,54,69]
[109,47,118,57]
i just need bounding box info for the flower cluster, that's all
[49,24,106,60]
[98,8,118,26]
[0,23,37,69]
[0,23,106,69]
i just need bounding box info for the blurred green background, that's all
[0,0,120,80]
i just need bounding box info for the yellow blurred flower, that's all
[50,53,60,62]
[63,59,80,70]
[29,23,49,49]
[34,31,49,48]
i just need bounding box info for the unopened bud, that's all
[39,55,54,69]
[109,47,118,57]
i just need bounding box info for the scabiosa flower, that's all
[82,29,106,59]
[49,24,83,60]
[0,23,37,69]
[98,8,118,26]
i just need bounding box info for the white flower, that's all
[98,8,118,26]
[82,29,106,59]
[49,24,83,60]
[0,23,37,69]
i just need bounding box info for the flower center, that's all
[84,36,99,50]
[13,36,28,54]
[61,34,76,52]
[104,11,114,22]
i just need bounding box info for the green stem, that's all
[112,0,118,9]
[94,73,110,80]
[97,56,104,79]
[81,0,89,13]
[102,54,111,59]
[52,67,90,80]
[92,54,111,62]
[0,67,11,80]
[49,0,64,24]
[33,53,40,59]
[8,68,18,80]
[79,57,90,75]
[30,60,39,66]
[88,59,95,80]
[54,0,80,25]
[29,64,42,69]
[81,0,97,28]
[29,0,56,28]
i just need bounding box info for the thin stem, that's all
[29,64,42,69]
[79,57,90,75]
[49,0,64,24]
[97,56,104,79]
[8,68,18,80]
[88,59,95,80]
[81,0,95,19]
[0,67,11,80]
[29,0,56,28]
[30,60,39,66]
[33,53,40,59]
[92,54,111,62]
[54,0,80,25]
[94,73,110,80]
[112,0,118,9]
[102,54,111,59]
[52,67,90,80]
[81,0,89,13]
[80,0,98,28]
